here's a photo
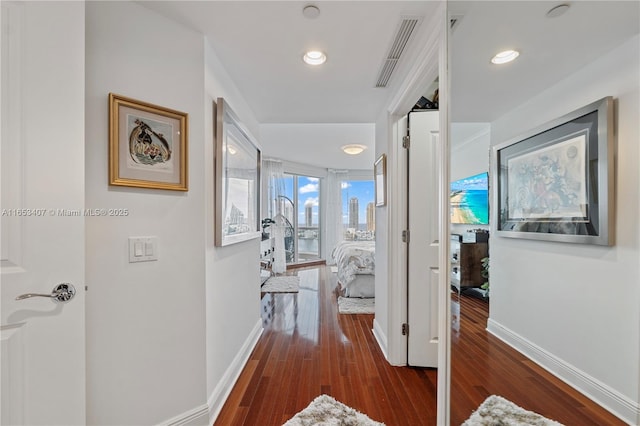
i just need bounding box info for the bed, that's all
[331,240,375,298]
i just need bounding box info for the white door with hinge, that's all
[407,110,440,367]
[1,2,86,424]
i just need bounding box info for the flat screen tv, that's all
[450,172,489,225]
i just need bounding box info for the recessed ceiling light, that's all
[491,50,520,65]
[303,50,327,65]
[546,3,570,18]
[341,144,367,155]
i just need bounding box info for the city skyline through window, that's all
[342,180,375,240]
[283,174,321,263]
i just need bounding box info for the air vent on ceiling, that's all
[375,17,421,88]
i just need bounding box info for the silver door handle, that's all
[16,283,76,303]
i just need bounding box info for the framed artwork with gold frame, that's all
[109,93,188,191]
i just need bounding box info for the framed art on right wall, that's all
[492,96,615,245]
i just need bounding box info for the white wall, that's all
[85,2,207,424]
[372,109,391,358]
[203,38,263,423]
[488,35,640,424]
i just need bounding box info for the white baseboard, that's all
[487,319,640,425]
[157,404,208,426]
[208,319,263,425]
[372,318,388,361]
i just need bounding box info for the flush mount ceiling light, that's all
[341,144,367,155]
[302,5,320,19]
[546,3,570,18]
[303,50,327,65]
[491,49,520,65]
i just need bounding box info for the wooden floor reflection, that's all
[214,266,438,425]
[450,290,625,426]
[215,266,623,425]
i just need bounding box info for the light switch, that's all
[129,237,158,263]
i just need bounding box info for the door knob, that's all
[16,283,76,303]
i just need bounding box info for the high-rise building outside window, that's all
[366,202,375,232]
[342,180,375,241]
[282,173,321,263]
[348,197,359,229]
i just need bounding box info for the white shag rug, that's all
[283,394,385,426]
[337,296,375,314]
[463,395,564,426]
[262,275,300,293]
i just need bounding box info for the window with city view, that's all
[282,174,321,263]
[342,180,375,241]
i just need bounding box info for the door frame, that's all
[383,2,450,424]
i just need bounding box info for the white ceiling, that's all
[140,1,639,167]
[142,1,440,124]
[450,1,640,123]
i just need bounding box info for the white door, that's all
[1,2,86,424]
[407,110,440,367]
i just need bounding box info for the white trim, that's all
[436,5,450,424]
[157,404,209,426]
[387,3,444,116]
[208,319,263,425]
[488,319,640,425]
[282,159,327,179]
[372,318,388,361]
[385,115,408,366]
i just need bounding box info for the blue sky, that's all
[283,176,374,226]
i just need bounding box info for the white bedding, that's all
[331,240,375,297]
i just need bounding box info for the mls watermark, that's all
[1,208,130,217]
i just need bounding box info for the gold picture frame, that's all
[374,153,387,206]
[109,93,188,191]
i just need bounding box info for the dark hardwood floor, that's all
[214,266,624,425]
[215,266,437,425]
[450,291,624,426]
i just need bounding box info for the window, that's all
[282,174,321,263]
[341,179,375,241]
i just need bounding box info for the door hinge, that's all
[402,135,410,149]
[402,229,410,243]
[402,323,409,336]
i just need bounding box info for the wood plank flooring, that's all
[215,266,437,425]
[214,266,625,425]
[450,291,625,426]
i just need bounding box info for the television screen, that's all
[450,172,489,224]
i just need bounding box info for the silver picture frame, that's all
[492,96,614,245]
[214,98,261,247]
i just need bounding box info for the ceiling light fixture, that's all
[341,144,367,155]
[302,5,320,19]
[546,3,570,18]
[491,50,520,65]
[303,50,327,65]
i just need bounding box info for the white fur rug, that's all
[463,395,564,426]
[262,275,300,293]
[337,296,375,314]
[283,394,384,426]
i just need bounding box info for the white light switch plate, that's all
[129,237,158,263]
